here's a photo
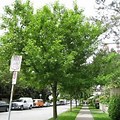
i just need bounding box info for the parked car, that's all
[0,101,9,112]
[12,97,33,110]
[59,100,66,105]
[43,102,51,107]
[59,99,66,105]
[33,99,44,107]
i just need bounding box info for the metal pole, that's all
[8,83,14,120]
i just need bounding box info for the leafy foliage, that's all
[0,0,104,119]
[0,0,103,94]
[91,49,120,87]
[108,96,120,120]
[99,95,110,104]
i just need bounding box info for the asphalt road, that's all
[0,104,74,120]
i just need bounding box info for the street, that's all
[0,104,74,120]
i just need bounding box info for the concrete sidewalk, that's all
[75,105,94,120]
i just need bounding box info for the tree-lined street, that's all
[0,0,120,120]
[0,0,104,119]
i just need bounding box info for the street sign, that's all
[10,55,22,71]
[12,71,18,84]
[8,55,22,120]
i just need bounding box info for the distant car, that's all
[56,101,60,105]
[50,102,53,106]
[33,99,44,107]
[0,101,9,112]
[59,99,66,105]
[12,97,33,110]
[59,100,66,105]
[43,102,51,107]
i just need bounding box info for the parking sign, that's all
[10,55,22,71]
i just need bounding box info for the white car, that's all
[12,97,33,110]
[43,102,51,107]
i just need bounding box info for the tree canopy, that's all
[0,0,104,119]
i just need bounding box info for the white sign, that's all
[10,55,22,71]
[12,71,18,84]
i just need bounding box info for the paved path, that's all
[75,105,94,120]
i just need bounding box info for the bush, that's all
[99,95,110,105]
[108,96,120,120]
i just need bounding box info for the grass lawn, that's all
[49,106,81,120]
[89,106,112,120]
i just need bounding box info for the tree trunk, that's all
[52,81,57,120]
[75,99,77,107]
[70,96,72,111]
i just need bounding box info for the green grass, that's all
[49,106,81,120]
[89,106,112,120]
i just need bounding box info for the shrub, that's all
[99,95,110,104]
[108,96,120,120]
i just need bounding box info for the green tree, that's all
[0,0,103,119]
[91,49,120,87]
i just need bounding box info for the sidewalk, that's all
[75,105,94,120]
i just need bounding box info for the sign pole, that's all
[8,82,15,120]
[8,71,18,120]
[8,55,22,120]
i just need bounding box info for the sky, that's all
[0,0,96,35]
[0,0,96,17]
